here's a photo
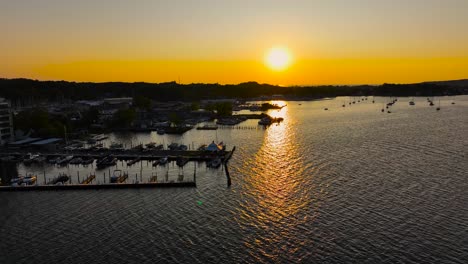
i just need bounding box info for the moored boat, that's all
[158,156,168,165]
[110,170,128,183]
[10,174,37,186]
[49,173,70,185]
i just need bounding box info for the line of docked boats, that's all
[6,170,132,187]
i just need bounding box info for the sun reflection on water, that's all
[236,103,321,262]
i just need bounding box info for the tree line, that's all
[1,78,467,103]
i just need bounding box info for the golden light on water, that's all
[267,101,288,119]
[264,47,292,71]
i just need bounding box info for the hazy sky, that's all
[2,0,468,85]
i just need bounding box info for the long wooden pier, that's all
[0,182,196,192]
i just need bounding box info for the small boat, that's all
[80,174,96,185]
[81,157,94,165]
[387,110,391,113]
[168,143,179,150]
[57,155,74,166]
[436,99,441,111]
[324,108,328,111]
[96,156,117,169]
[178,144,188,151]
[152,159,160,166]
[49,174,70,185]
[451,102,455,105]
[429,101,434,106]
[95,155,108,165]
[157,129,165,135]
[158,156,168,165]
[110,170,128,184]
[197,144,207,151]
[127,157,141,166]
[176,157,189,167]
[11,175,37,186]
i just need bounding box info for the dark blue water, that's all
[1,96,467,263]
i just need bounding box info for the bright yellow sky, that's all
[2,0,468,85]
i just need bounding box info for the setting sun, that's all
[265,47,292,71]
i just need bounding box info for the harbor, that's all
[0,142,236,191]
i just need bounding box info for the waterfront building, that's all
[0,98,14,145]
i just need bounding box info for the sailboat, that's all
[436,99,441,111]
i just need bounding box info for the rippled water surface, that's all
[1,96,468,263]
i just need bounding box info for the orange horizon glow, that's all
[2,1,468,85]
[2,57,468,86]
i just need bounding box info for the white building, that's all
[0,98,13,145]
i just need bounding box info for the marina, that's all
[0,145,235,191]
